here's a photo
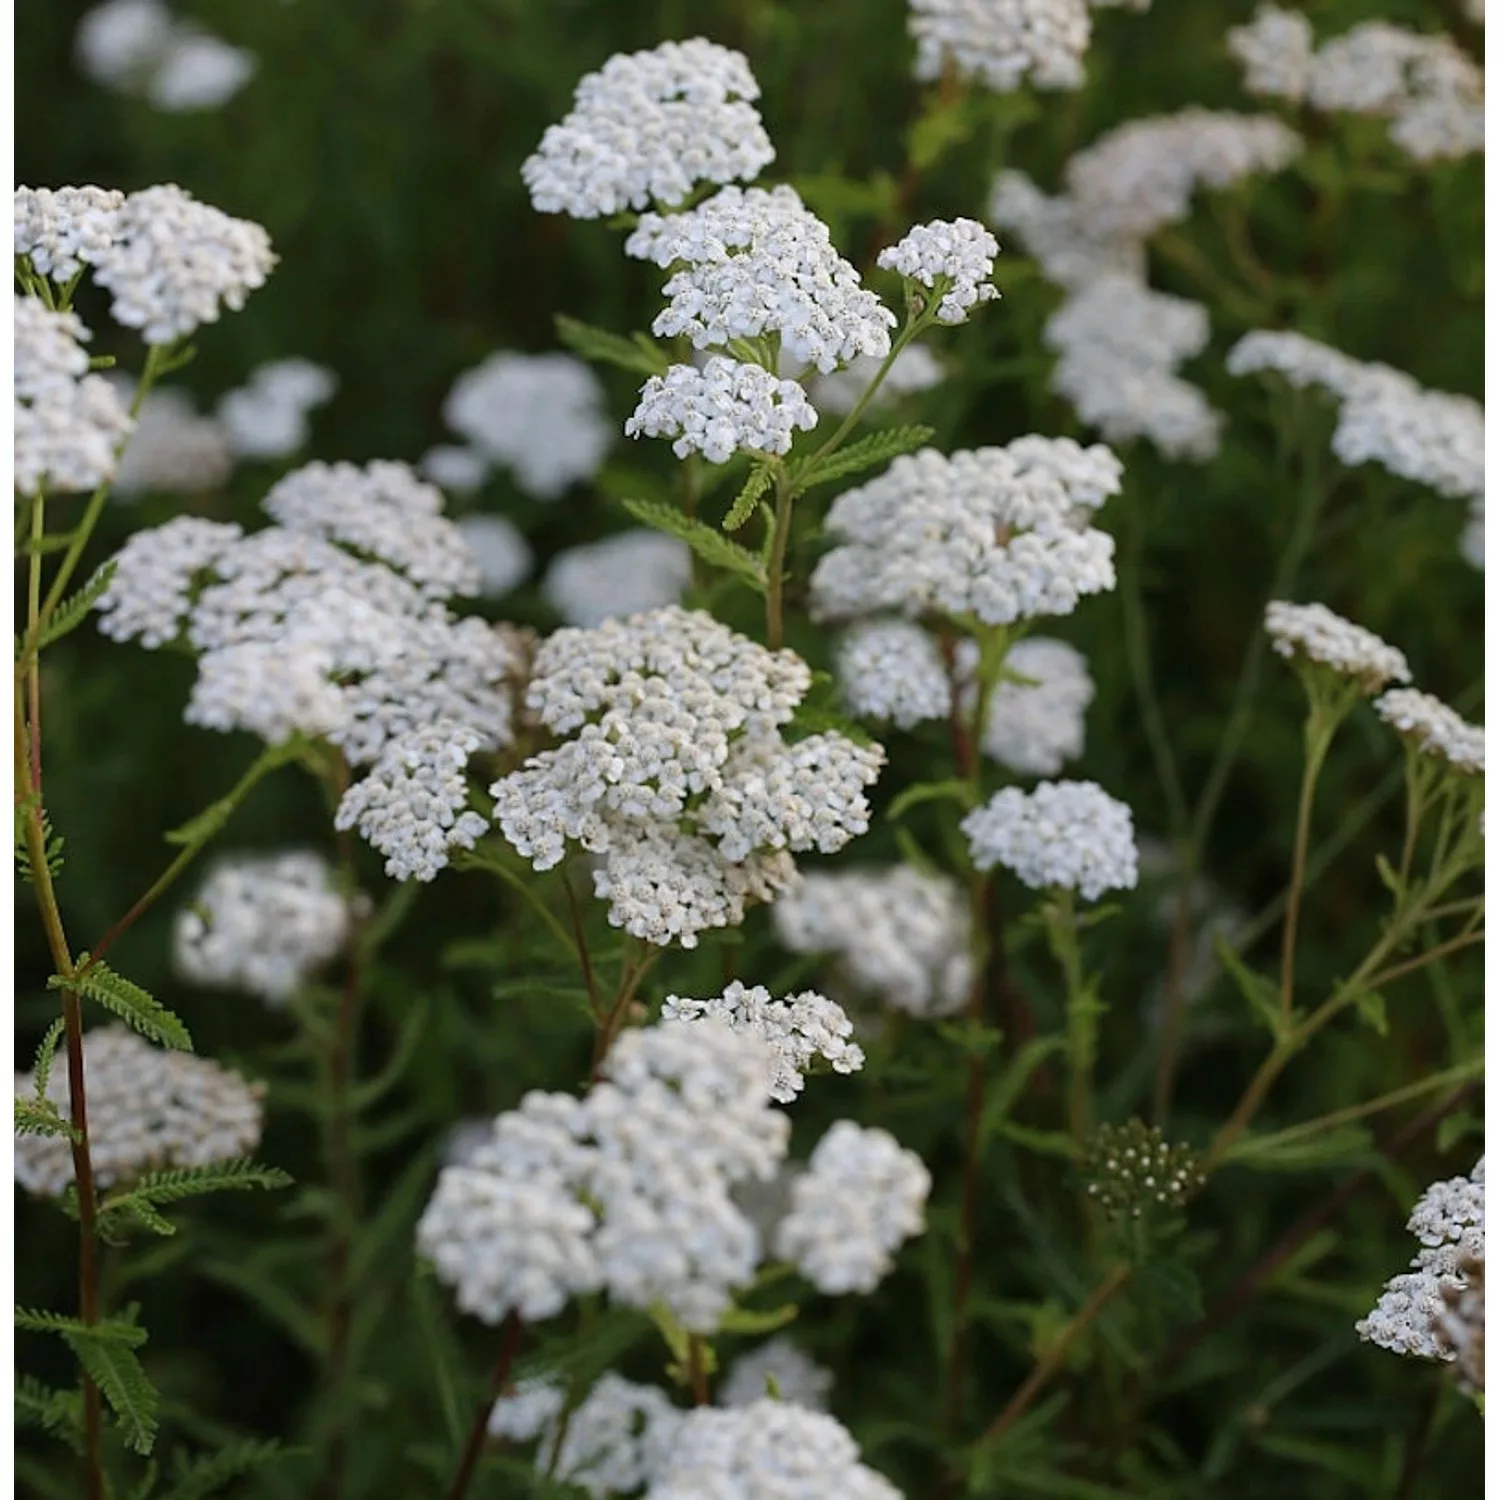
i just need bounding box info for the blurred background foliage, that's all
[16,1,1483,1496]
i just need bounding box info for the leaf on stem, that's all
[556,314,670,377]
[1212,933,1293,1041]
[36,561,117,651]
[789,424,933,497]
[54,957,193,1051]
[722,464,775,531]
[620,497,766,592]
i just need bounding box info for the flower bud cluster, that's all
[15,1026,265,1196]
[1081,1120,1206,1219]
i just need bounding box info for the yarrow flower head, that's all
[491,606,883,948]
[173,850,364,1003]
[542,529,692,628]
[985,170,1145,291]
[836,619,951,730]
[626,357,819,464]
[14,1026,265,1196]
[455,514,533,599]
[810,439,1121,627]
[442,352,611,501]
[908,0,1094,94]
[1264,601,1411,694]
[88,183,276,344]
[14,296,134,495]
[772,865,973,1019]
[1374,689,1484,776]
[111,383,234,497]
[646,1400,902,1500]
[1226,5,1315,101]
[15,184,124,281]
[215,358,337,461]
[661,980,865,1103]
[418,1017,791,1333]
[522,38,775,218]
[876,217,1001,324]
[626,185,896,373]
[962,779,1139,899]
[964,634,1096,775]
[774,1121,932,1295]
[1081,1119,1207,1220]
[1358,1157,1484,1365]
[720,1336,835,1410]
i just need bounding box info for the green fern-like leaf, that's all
[37,560,118,650]
[556,314,671,377]
[53,958,193,1051]
[16,1305,149,1346]
[15,796,64,885]
[159,1439,292,1500]
[68,1330,160,1455]
[789,424,933,497]
[15,1375,84,1454]
[14,1095,76,1140]
[722,464,775,532]
[620,497,766,591]
[32,1017,67,1098]
[100,1160,292,1235]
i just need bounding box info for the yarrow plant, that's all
[13,6,1483,1500]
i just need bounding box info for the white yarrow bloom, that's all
[111,382,235,497]
[1264,601,1411,693]
[971,635,1095,775]
[15,184,125,281]
[174,851,362,1003]
[1358,1158,1484,1362]
[985,171,1145,291]
[93,514,244,646]
[75,0,174,89]
[661,980,865,1103]
[773,866,974,1019]
[523,38,776,218]
[836,619,951,730]
[720,1337,835,1411]
[548,1375,685,1498]
[14,297,135,495]
[14,1026,265,1197]
[877,217,1001,324]
[146,28,256,111]
[542,529,692,627]
[89,183,276,344]
[1374,690,1484,776]
[455,515,533,598]
[627,357,819,464]
[775,1121,932,1295]
[962,779,1138,899]
[443,352,610,500]
[1227,5,1315,100]
[419,444,490,495]
[627,185,896,373]
[647,1400,901,1500]
[909,0,1094,93]
[486,1378,566,1443]
[810,440,1121,627]
[216,358,336,460]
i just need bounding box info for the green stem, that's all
[764,471,796,649]
[1047,891,1095,1146]
[803,315,925,469]
[445,1312,524,1500]
[590,944,659,1075]
[1278,710,1339,1020]
[26,484,46,790]
[1361,928,1485,992]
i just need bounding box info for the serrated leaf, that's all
[159,1440,292,1500]
[14,1375,84,1454]
[620,497,766,591]
[723,464,775,531]
[887,777,977,823]
[16,1307,148,1346]
[790,424,933,496]
[55,957,192,1051]
[32,1017,67,1099]
[67,1331,159,1454]
[38,561,117,650]
[14,1095,76,1140]
[1211,933,1289,1041]
[556,314,670,376]
[99,1160,292,1237]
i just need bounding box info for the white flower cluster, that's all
[1227,330,1484,515]
[418,444,489,495]
[648,1400,902,1500]
[455,515,533,599]
[76,0,255,113]
[625,185,896,374]
[92,183,276,345]
[522,38,776,218]
[836,619,952,730]
[807,345,945,418]
[173,850,363,1003]
[1230,10,1483,163]
[810,439,1121,627]
[1358,1158,1485,1362]
[720,1336,835,1410]
[1062,109,1301,242]
[661,980,865,1102]
[1263,601,1411,694]
[14,1026,265,1196]
[1042,272,1223,460]
[418,1018,787,1332]
[986,171,1144,291]
[111,382,234,497]
[14,296,135,495]
[491,606,883,947]
[908,0,1094,93]
[1374,689,1485,776]
[775,1121,932,1294]
[627,357,819,464]
[876,218,1001,325]
[441,352,612,501]
[14,185,124,281]
[773,865,974,1019]
[95,463,526,879]
[542,529,692,628]
[215,359,337,461]
[962,779,1138,899]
